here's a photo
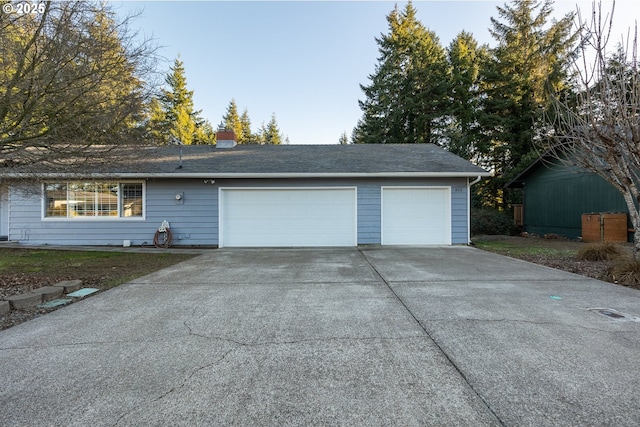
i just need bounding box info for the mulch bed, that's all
[513,254,612,282]
[474,235,640,290]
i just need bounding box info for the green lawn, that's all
[0,249,121,272]
[0,248,196,288]
[473,238,579,258]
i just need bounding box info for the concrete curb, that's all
[54,280,82,293]
[1,280,84,312]
[5,293,42,310]
[32,286,64,302]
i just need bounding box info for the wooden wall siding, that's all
[9,177,470,246]
[523,161,629,239]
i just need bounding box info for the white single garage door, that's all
[219,188,357,247]
[382,187,451,245]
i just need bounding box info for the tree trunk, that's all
[633,222,640,260]
[620,188,640,259]
[630,207,640,260]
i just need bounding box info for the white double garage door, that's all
[219,187,452,247]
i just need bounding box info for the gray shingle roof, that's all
[112,143,489,177]
[8,143,489,178]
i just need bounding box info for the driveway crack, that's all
[112,348,235,426]
[358,248,506,427]
[153,348,236,402]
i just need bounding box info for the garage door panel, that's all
[382,187,451,245]
[220,188,356,247]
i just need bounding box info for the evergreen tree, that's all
[351,119,365,144]
[239,109,254,144]
[355,2,450,144]
[149,58,215,145]
[263,114,283,145]
[222,99,243,143]
[146,98,167,143]
[193,117,216,145]
[160,59,194,144]
[254,114,283,145]
[221,101,258,144]
[599,44,636,107]
[255,122,267,145]
[445,31,487,160]
[477,0,576,206]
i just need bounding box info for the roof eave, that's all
[4,171,492,179]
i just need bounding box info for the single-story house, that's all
[0,135,490,247]
[506,155,631,240]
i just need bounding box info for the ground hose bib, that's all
[154,220,173,248]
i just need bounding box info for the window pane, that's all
[69,182,96,217]
[96,182,118,217]
[45,181,143,219]
[45,183,68,217]
[121,183,143,217]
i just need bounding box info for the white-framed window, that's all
[43,181,145,219]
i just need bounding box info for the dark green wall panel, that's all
[523,161,629,239]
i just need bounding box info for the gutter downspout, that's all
[467,176,483,244]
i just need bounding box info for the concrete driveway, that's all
[1,247,639,426]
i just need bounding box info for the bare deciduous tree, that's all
[543,1,640,255]
[0,0,157,175]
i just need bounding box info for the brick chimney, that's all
[216,128,237,148]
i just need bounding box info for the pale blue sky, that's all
[114,1,638,145]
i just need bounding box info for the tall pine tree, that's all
[148,58,215,145]
[445,31,487,160]
[354,2,450,144]
[239,109,253,144]
[222,99,243,143]
[221,100,257,144]
[262,114,283,145]
[477,0,576,206]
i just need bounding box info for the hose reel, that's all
[153,220,173,248]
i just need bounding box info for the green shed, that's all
[506,157,631,241]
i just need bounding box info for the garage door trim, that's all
[218,187,358,248]
[381,186,452,245]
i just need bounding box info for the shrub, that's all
[471,209,519,236]
[576,242,622,261]
[608,256,640,285]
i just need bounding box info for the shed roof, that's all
[10,143,490,179]
[504,151,570,189]
[504,157,545,188]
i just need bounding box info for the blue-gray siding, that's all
[8,177,470,246]
[9,180,217,246]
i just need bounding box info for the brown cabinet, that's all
[581,213,628,243]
